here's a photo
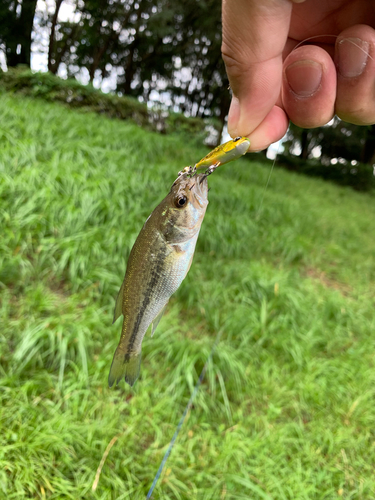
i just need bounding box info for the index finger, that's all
[222,0,294,139]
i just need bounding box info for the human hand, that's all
[222,0,375,151]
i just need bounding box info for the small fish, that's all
[109,172,209,387]
[195,136,250,171]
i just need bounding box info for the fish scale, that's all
[109,137,250,387]
[109,172,209,387]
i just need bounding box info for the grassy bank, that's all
[0,67,208,143]
[1,91,375,499]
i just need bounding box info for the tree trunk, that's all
[5,40,19,67]
[299,128,309,160]
[18,0,38,66]
[48,0,64,73]
[5,0,37,67]
[89,27,120,83]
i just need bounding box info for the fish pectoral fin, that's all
[151,303,168,337]
[108,346,141,388]
[112,281,125,324]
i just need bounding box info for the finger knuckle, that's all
[221,40,249,79]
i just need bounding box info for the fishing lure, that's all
[195,136,250,173]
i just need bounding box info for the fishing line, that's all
[257,33,374,217]
[147,138,278,498]
[146,328,223,499]
[146,35,373,497]
[256,141,281,219]
[292,34,374,62]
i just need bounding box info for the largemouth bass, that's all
[109,172,209,387]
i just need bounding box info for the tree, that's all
[48,0,64,73]
[0,0,38,67]
[360,125,375,165]
[161,0,230,136]
[1,0,230,141]
[46,0,229,138]
[284,119,375,167]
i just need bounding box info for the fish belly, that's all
[108,232,199,387]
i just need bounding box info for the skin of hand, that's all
[222,0,375,151]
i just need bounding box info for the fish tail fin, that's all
[108,347,141,388]
[124,353,141,387]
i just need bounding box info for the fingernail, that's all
[336,37,369,78]
[228,96,240,136]
[285,60,322,97]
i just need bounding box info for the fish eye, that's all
[175,195,187,208]
[233,136,241,142]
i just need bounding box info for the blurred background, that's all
[1,0,375,187]
[1,1,375,499]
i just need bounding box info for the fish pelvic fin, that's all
[113,281,125,324]
[151,302,168,337]
[108,347,141,388]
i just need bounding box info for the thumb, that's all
[222,0,297,139]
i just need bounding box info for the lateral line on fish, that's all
[146,328,224,499]
[110,137,273,388]
[126,257,165,359]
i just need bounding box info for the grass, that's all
[1,90,375,499]
[0,67,208,141]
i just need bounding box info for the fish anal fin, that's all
[108,346,141,388]
[113,281,125,324]
[151,303,168,337]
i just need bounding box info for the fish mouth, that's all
[191,174,208,207]
[171,171,209,207]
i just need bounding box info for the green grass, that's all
[1,91,375,499]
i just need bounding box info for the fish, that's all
[109,172,209,387]
[195,136,250,171]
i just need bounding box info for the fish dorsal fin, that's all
[151,303,168,337]
[112,281,125,324]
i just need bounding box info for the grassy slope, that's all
[1,92,375,500]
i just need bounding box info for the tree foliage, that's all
[1,0,375,176]
[284,119,375,165]
[280,119,375,191]
[46,0,228,134]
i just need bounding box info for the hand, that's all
[222,0,375,151]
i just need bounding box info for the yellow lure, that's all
[195,136,251,170]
